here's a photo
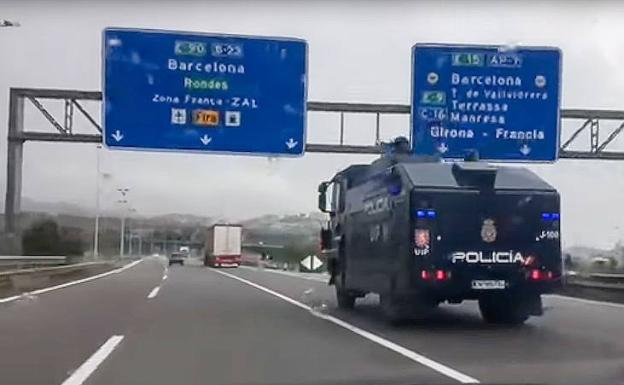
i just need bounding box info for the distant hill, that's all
[241,212,326,247]
[20,197,91,217]
[147,213,213,226]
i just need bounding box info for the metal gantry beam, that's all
[6,87,624,254]
[8,88,624,158]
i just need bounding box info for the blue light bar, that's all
[427,210,436,218]
[416,210,426,218]
[388,185,401,196]
[541,212,561,221]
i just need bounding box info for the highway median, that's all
[0,259,134,300]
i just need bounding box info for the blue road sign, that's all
[411,44,561,161]
[103,28,307,156]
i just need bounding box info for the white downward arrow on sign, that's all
[520,144,531,156]
[200,135,212,145]
[437,142,449,154]
[111,130,123,142]
[285,138,298,149]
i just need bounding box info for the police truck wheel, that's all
[336,288,355,309]
[335,273,355,309]
[381,294,410,324]
[478,296,529,325]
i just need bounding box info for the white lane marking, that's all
[547,294,624,310]
[212,269,479,384]
[244,267,624,311]
[239,265,327,283]
[162,274,168,281]
[61,335,124,385]
[147,286,160,299]
[0,259,143,304]
[0,294,22,304]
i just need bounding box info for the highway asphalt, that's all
[2,257,624,385]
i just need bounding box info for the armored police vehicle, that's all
[318,138,561,324]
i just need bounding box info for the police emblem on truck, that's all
[481,219,497,243]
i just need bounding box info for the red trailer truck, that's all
[204,224,242,268]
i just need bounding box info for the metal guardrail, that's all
[588,272,624,279]
[0,261,103,276]
[565,271,624,289]
[0,261,116,295]
[0,256,67,270]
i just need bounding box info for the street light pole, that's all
[120,214,126,257]
[117,188,130,258]
[127,208,137,256]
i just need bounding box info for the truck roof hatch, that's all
[451,162,497,189]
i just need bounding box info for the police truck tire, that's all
[335,273,355,309]
[336,288,355,309]
[381,294,410,324]
[478,296,529,325]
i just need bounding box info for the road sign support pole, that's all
[93,145,101,259]
[3,90,24,255]
[339,112,345,145]
[375,113,380,144]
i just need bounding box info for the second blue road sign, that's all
[411,44,561,161]
[103,28,307,156]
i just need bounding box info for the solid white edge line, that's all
[61,335,124,385]
[147,286,160,299]
[239,265,327,283]
[0,294,22,304]
[0,259,143,303]
[212,268,479,384]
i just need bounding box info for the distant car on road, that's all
[168,252,186,266]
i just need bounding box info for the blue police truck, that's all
[318,138,562,324]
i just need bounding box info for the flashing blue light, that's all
[427,210,436,218]
[416,210,426,218]
[542,212,560,221]
[388,185,401,196]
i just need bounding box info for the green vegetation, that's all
[22,219,84,256]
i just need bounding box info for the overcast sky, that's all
[2,0,624,248]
